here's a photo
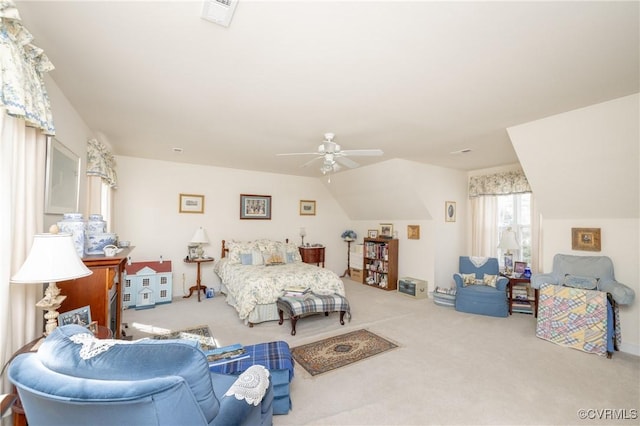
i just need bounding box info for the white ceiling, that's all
[16,1,639,177]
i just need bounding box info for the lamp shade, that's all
[498,228,519,251]
[11,233,92,283]
[190,227,209,244]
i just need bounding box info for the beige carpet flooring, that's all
[123,278,640,425]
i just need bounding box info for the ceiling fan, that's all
[277,133,384,175]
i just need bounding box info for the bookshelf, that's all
[363,238,398,291]
[508,277,538,316]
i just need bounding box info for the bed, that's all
[213,239,346,326]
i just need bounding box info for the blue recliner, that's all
[8,325,273,426]
[453,256,509,317]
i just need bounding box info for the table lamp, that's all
[11,232,92,335]
[190,227,209,259]
[299,227,306,246]
[498,227,519,275]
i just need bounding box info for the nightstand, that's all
[299,246,325,267]
[508,277,538,317]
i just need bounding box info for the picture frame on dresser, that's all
[514,261,527,276]
[59,305,92,327]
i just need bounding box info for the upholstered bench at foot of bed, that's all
[277,293,351,336]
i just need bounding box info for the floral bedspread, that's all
[214,258,345,320]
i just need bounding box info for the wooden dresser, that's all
[57,248,133,338]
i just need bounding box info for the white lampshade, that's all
[190,227,209,244]
[498,228,519,251]
[11,233,92,284]
[299,227,307,237]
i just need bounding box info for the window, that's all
[497,193,531,265]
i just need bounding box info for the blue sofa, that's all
[8,325,273,426]
[453,256,509,317]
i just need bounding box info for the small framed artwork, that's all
[179,194,205,214]
[380,223,394,238]
[572,228,601,252]
[45,138,80,214]
[407,225,420,240]
[445,201,456,222]
[299,200,316,216]
[368,229,378,238]
[240,194,272,220]
[514,261,527,276]
[59,305,92,327]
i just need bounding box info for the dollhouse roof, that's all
[125,261,172,275]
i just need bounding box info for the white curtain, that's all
[1,0,53,397]
[470,195,499,257]
[0,111,46,395]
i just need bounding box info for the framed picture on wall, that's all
[240,194,271,219]
[45,138,80,214]
[571,228,601,251]
[179,194,204,214]
[407,225,420,240]
[299,200,316,216]
[445,201,456,222]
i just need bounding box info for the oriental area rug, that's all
[291,329,398,376]
[151,324,217,352]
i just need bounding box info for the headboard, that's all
[220,239,290,259]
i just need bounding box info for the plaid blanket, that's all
[209,341,294,381]
[277,293,351,318]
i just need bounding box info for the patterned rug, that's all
[151,325,217,351]
[291,329,398,376]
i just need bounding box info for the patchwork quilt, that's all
[536,283,616,356]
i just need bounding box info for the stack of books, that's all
[205,344,250,366]
[282,286,311,298]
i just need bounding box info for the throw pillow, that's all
[240,253,253,265]
[263,251,284,266]
[461,273,476,287]
[483,274,498,288]
[563,274,598,290]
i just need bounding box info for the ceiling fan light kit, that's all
[277,133,383,178]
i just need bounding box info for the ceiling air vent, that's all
[201,0,238,28]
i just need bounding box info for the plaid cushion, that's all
[277,294,350,317]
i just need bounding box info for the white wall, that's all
[509,94,640,355]
[43,75,95,230]
[113,156,352,297]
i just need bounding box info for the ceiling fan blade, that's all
[276,152,321,157]
[336,156,360,169]
[300,156,323,168]
[340,149,384,157]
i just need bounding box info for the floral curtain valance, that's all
[468,170,531,198]
[87,138,117,188]
[0,0,55,134]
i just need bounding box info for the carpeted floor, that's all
[292,329,398,376]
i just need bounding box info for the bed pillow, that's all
[284,242,302,263]
[563,274,598,290]
[263,251,285,266]
[251,249,264,265]
[240,253,253,265]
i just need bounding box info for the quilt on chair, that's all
[536,283,619,356]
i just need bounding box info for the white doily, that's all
[69,333,140,360]
[224,365,270,406]
[469,256,489,268]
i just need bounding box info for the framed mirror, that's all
[45,138,80,214]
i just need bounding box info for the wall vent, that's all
[201,0,238,28]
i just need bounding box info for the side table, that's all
[299,246,325,268]
[183,257,214,302]
[508,277,538,317]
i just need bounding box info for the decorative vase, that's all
[58,213,85,258]
[523,267,532,279]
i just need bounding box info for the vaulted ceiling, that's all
[17,1,639,177]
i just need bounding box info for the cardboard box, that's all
[350,268,363,283]
[398,277,428,299]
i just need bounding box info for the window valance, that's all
[469,170,531,198]
[87,139,117,188]
[0,0,55,134]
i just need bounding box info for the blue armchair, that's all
[8,325,273,426]
[531,253,634,305]
[453,256,509,317]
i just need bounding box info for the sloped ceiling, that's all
[15,1,640,178]
[325,159,432,221]
[508,94,639,219]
